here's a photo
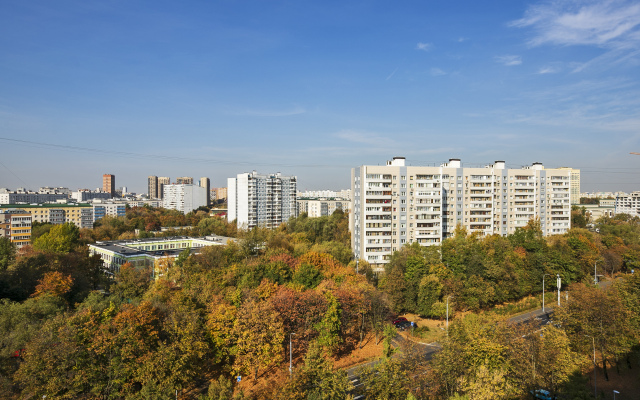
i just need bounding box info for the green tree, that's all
[0,237,15,271]
[32,222,80,253]
[315,292,342,354]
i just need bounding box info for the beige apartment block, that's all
[1,204,94,229]
[0,209,32,248]
[351,157,572,268]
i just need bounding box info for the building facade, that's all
[176,177,194,185]
[213,187,228,203]
[162,184,208,214]
[103,174,115,197]
[227,171,297,229]
[71,190,112,202]
[88,235,230,275]
[1,204,94,229]
[148,176,159,199]
[93,203,127,222]
[0,209,32,248]
[615,192,640,217]
[297,198,351,218]
[351,157,572,268]
[199,177,211,206]
[0,188,69,204]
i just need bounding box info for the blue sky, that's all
[1,0,639,194]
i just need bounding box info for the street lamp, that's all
[446,296,453,331]
[614,390,619,400]
[585,335,596,399]
[556,274,561,307]
[594,261,599,285]
[542,274,551,313]
[289,333,296,379]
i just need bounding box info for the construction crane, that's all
[632,153,640,155]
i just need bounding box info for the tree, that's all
[31,271,73,298]
[0,237,15,271]
[32,222,80,253]
[358,358,410,400]
[232,299,285,380]
[315,292,342,354]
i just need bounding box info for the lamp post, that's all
[586,335,596,399]
[556,274,561,307]
[614,390,619,400]
[594,261,599,285]
[289,333,296,379]
[446,296,453,331]
[542,274,550,313]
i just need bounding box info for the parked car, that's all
[394,320,412,331]
[392,317,408,325]
[531,389,554,400]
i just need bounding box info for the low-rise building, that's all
[297,198,351,217]
[615,192,640,217]
[88,235,232,276]
[93,203,127,222]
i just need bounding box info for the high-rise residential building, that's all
[148,176,159,199]
[158,177,171,199]
[162,184,208,214]
[213,187,228,203]
[0,209,32,248]
[176,177,194,185]
[227,171,297,229]
[559,167,581,205]
[351,157,572,268]
[0,188,69,204]
[103,174,115,197]
[199,177,211,206]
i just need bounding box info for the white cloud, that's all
[416,42,433,51]
[511,0,640,48]
[538,65,561,74]
[430,67,446,76]
[495,55,523,66]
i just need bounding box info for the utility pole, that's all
[289,333,296,379]
[556,274,561,307]
[542,274,550,313]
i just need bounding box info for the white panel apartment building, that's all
[228,171,297,229]
[351,157,572,267]
[162,184,208,214]
[615,192,640,217]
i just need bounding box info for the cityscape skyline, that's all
[1,0,639,193]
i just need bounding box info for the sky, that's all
[1,0,639,194]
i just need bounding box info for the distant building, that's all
[213,187,228,203]
[199,177,211,206]
[162,184,208,214]
[93,203,127,222]
[158,177,170,199]
[88,235,231,275]
[103,174,115,198]
[71,189,112,202]
[227,171,297,229]
[351,157,572,268]
[297,198,351,217]
[0,188,69,204]
[581,199,615,221]
[298,189,351,200]
[615,192,640,217]
[0,209,32,248]
[1,204,94,229]
[176,177,194,185]
[148,176,159,199]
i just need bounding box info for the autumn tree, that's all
[32,222,80,253]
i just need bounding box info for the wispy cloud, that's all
[495,55,522,66]
[386,67,399,81]
[416,42,433,51]
[457,37,467,42]
[430,67,446,76]
[334,130,398,147]
[510,0,640,69]
[538,65,561,74]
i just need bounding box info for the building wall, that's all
[227,171,297,229]
[615,192,640,217]
[93,203,127,222]
[2,204,94,229]
[157,177,170,199]
[0,209,32,248]
[297,198,351,217]
[148,176,158,199]
[199,177,211,206]
[351,158,572,268]
[162,184,208,214]
[103,174,115,197]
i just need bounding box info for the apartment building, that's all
[351,157,572,268]
[558,167,581,205]
[103,174,115,197]
[227,171,297,229]
[615,192,640,217]
[71,189,112,202]
[212,187,228,203]
[0,187,69,204]
[157,177,170,199]
[93,203,127,222]
[162,184,208,214]
[176,177,194,185]
[1,204,94,229]
[297,198,351,217]
[0,209,32,248]
[199,177,211,206]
